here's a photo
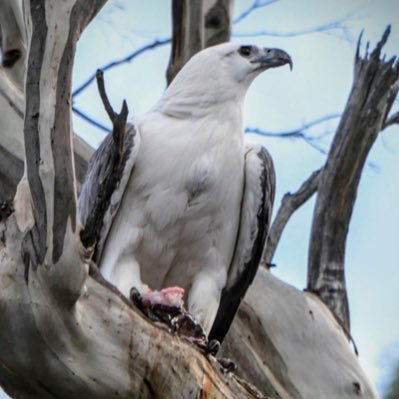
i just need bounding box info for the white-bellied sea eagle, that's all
[79,42,292,343]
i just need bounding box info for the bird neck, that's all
[153,73,248,119]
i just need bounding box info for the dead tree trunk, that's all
[307,28,399,330]
[221,28,398,399]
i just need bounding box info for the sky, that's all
[2,1,398,398]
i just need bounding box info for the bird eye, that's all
[238,45,252,57]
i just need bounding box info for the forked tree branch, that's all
[307,26,399,330]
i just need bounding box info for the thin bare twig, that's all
[261,168,322,265]
[234,18,353,40]
[245,113,341,154]
[96,69,117,123]
[382,110,399,130]
[72,106,111,132]
[72,38,171,98]
[233,0,279,25]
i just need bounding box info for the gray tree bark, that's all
[0,0,93,203]
[307,28,399,330]
[166,0,234,84]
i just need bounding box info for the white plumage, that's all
[79,42,291,341]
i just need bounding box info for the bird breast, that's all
[102,108,245,292]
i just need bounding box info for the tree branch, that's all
[233,15,354,41]
[382,109,399,130]
[72,38,170,98]
[0,214,265,399]
[261,168,322,265]
[72,105,111,132]
[245,113,340,154]
[21,0,107,304]
[307,26,399,330]
[233,0,279,25]
[166,0,205,84]
[0,67,24,117]
[204,0,234,47]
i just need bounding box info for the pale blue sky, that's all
[2,1,398,398]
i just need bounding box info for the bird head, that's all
[215,43,292,83]
[156,43,292,117]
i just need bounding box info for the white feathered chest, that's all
[100,105,245,295]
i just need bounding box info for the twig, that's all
[233,0,279,25]
[261,168,322,265]
[245,113,341,154]
[382,110,399,130]
[72,38,170,98]
[72,106,111,133]
[234,19,353,40]
[96,69,117,122]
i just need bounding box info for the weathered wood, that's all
[166,0,233,84]
[222,267,379,399]
[0,214,266,399]
[166,0,205,84]
[204,0,233,46]
[0,0,26,85]
[0,4,93,204]
[307,27,399,330]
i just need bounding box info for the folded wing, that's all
[209,144,275,343]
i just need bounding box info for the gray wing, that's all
[209,144,275,343]
[79,122,140,262]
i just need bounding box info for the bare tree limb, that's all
[233,0,279,25]
[307,26,399,330]
[72,105,111,132]
[382,109,399,130]
[96,69,117,122]
[233,16,354,41]
[222,267,379,399]
[166,0,205,84]
[261,168,322,265]
[0,0,26,84]
[0,215,266,399]
[0,67,24,117]
[204,0,234,46]
[246,113,340,154]
[72,38,171,97]
[21,0,108,305]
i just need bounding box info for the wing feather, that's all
[79,123,140,262]
[209,144,275,342]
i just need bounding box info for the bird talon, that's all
[207,339,221,356]
[217,357,237,372]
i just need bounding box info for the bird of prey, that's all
[79,43,291,343]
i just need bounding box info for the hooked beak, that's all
[251,48,293,71]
